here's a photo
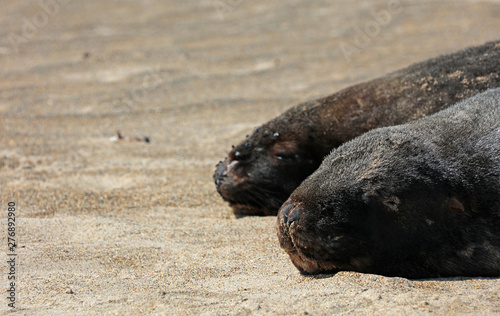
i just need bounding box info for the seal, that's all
[214,40,500,216]
[276,88,500,278]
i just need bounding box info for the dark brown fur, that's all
[214,40,500,216]
[277,89,500,278]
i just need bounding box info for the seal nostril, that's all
[281,204,300,227]
[287,205,300,226]
[281,204,293,222]
[213,161,229,188]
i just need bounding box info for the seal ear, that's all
[448,196,465,213]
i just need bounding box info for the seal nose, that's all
[213,160,227,188]
[281,203,300,227]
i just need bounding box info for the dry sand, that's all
[1,0,499,314]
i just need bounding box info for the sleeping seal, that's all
[214,40,500,216]
[277,88,500,278]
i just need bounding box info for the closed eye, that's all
[275,152,300,161]
[270,141,301,162]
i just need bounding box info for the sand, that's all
[1,0,499,314]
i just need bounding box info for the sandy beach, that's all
[1,0,499,314]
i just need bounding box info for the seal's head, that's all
[214,121,322,216]
[277,126,499,278]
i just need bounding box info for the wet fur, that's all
[277,89,500,278]
[214,40,500,216]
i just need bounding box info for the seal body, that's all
[277,89,500,278]
[214,40,500,216]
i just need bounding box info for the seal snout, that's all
[277,201,343,275]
